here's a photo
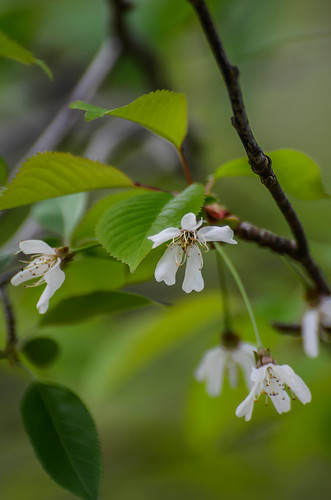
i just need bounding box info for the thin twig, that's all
[188,0,330,295]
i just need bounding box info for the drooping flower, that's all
[147,212,237,293]
[301,296,331,358]
[11,240,68,314]
[235,357,311,422]
[195,337,256,396]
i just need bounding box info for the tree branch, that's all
[188,0,330,295]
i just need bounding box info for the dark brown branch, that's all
[188,0,330,296]
[235,221,297,256]
[271,321,301,336]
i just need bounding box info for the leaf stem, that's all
[71,243,101,255]
[215,243,263,348]
[178,146,193,185]
[216,252,232,333]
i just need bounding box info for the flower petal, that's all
[19,240,55,255]
[182,245,204,293]
[11,263,47,286]
[195,347,226,397]
[197,226,237,244]
[147,228,180,248]
[235,382,259,421]
[180,213,202,231]
[269,391,291,414]
[36,259,65,314]
[275,364,311,404]
[302,308,319,358]
[320,296,331,327]
[154,245,182,286]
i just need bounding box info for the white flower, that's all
[11,240,66,314]
[235,363,311,422]
[147,212,237,293]
[302,296,331,358]
[195,342,256,396]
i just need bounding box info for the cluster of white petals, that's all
[302,296,331,358]
[195,342,256,396]
[148,212,237,293]
[235,363,311,421]
[11,240,65,314]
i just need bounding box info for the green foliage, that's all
[0,152,133,210]
[214,149,328,200]
[21,337,60,367]
[21,382,101,500]
[0,206,30,247]
[72,190,145,245]
[0,30,52,77]
[96,183,206,272]
[32,193,88,244]
[41,290,155,325]
[71,90,188,149]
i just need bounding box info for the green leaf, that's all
[213,149,328,200]
[0,152,133,210]
[71,90,188,148]
[96,183,206,272]
[32,193,88,244]
[21,382,101,500]
[21,337,60,367]
[41,291,154,325]
[0,30,52,78]
[72,190,144,245]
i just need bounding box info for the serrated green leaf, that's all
[21,382,101,500]
[21,337,60,367]
[213,149,328,200]
[41,291,154,325]
[72,190,144,245]
[0,30,52,78]
[71,90,188,148]
[0,152,133,210]
[96,183,205,272]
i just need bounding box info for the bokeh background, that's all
[0,0,331,498]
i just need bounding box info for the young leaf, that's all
[0,152,133,210]
[41,290,154,325]
[96,183,206,272]
[71,90,188,149]
[21,382,101,500]
[21,337,60,367]
[213,149,328,200]
[0,30,52,78]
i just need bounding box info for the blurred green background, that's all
[1,0,331,498]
